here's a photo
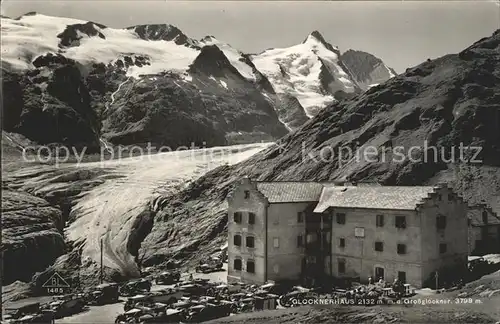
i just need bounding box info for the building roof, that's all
[255,182,326,203]
[314,185,439,213]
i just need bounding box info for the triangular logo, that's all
[42,272,70,288]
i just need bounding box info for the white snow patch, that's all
[356,63,396,91]
[483,254,500,264]
[220,80,228,89]
[182,73,193,82]
[1,13,199,77]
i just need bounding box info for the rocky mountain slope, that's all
[137,29,500,269]
[2,190,66,285]
[341,49,397,91]
[1,13,394,150]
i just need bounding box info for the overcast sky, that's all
[2,1,499,73]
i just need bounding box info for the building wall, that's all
[468,206,500,255]
[329,207,424,286]
[469,225,500,255]
[266,202,311,282]
[227,179,268,284]
[468,226,482,255]
[419,187,469,286]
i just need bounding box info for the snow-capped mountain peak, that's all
[199,35,257,82]
[1,13,396,133]
[189,44,243,79]
[303,30,340,54]
[251,31,359,117]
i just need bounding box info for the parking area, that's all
[50,264,229,323]
[54,302,124,323]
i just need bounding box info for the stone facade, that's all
[227,180,470,288]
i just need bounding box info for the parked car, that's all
[155,271,181,285]
[140,309,184,323]
[119,278,152,297]
[124,295,152,311]
[48,296,86,319]
[195,261,223,274]
[185,303,231,323]
[88,283,120,305]
[3,302,41,320]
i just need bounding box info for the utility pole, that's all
[435,270,439,291]
[100,237,104,284]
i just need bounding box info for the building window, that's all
[467,218,472,226]
[248,212,256,225]
[234,212,242,223]
[246,236,255,248]
[339,238,345,248]
[397,244,407,255]
[398,271,406,283]
[297,235,303,247]
[297,212,304,223]
[448,193,453,201]
[439,243,447,254]
[273,215,279,225]
[233,234,242,246]
[375,241,384,252]
[322,213,331,224]
[234,259,242,271]
[273,237,279,248]
[438,194,442,201]
[338,259,346,274]
[336,213,346,225]
[247,260,255,273]
[395,216,407,229]
[482,211,488,224]
[244,190,250,199]
[273,264,279,274]
[306,233,316,244]
[436,215,447,230]
[376,214,384,227]
[307,256,317,264]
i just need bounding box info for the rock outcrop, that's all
[1,190,66,285]
[341,49,397,91]
[2,54,101,151]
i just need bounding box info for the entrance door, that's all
[398,271,407,284]
[375,267,385,281]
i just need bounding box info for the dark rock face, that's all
[1,190,66,285]
[8,55,101,150]
[32,53,74,68]
[341,49,397,86]
[1,71,24,130]
[188,45,243,79]
[240,54,275,93]
[128,24,198,48]
[102,69,288,147]
[139,29,500,267]
[274,94,309,130]
[57,22,107,48]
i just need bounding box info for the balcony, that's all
[305,240,331,254]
